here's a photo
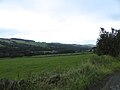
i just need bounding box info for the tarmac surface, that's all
[102,72,120,90]
[88,72,120,90]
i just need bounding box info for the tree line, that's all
[96,27,120,57]
[0,39,92,58]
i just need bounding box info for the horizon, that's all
[0,0,120,44]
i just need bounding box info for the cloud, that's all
[110,14,120,21]
[0,28,19,37]
[0,0,120,44]
[0,5,99,41]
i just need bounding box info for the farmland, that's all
[0,53,90,79]
[0,53,120,90]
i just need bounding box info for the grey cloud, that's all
[0,28,19,36]
[110,14,120,21]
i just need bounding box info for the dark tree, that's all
[96,27,120,57]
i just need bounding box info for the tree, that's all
[96,27,120,57]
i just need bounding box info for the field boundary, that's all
[31,52,92,58]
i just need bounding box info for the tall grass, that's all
[0,54,120,90]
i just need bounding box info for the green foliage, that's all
[0,38,93,57]
[0,44,4,47]
[0,54,120,90]
[96,27,120,57]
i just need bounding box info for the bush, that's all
[96,27,120,57]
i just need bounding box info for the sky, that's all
[0,0,120,44]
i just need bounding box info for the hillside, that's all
[0,38,94,57]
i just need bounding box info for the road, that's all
[88,72,120,90]
[102,72,120,90]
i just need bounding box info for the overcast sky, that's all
[0,0,120,44]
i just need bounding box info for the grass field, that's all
[0,53,120,90]
[0,53,89,79]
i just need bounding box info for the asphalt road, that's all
[102,72,120,90]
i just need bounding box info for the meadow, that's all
[0,53,89,79]
[0,53,120,90]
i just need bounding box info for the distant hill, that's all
[83,44,96,47]
[0,38,94,57]
[0,38,47,47]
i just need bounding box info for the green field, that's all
[0,54,120,90]
[0,53,90,79]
